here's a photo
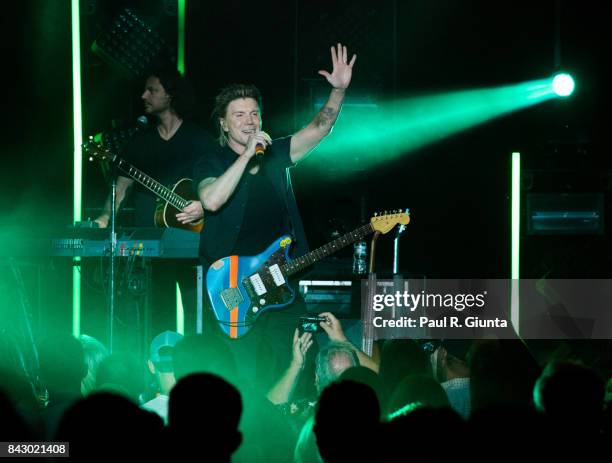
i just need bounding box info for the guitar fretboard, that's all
[281,223,374,276]
[118,160,189,210]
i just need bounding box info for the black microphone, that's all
[136,115,149,128]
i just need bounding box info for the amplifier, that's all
[299,280,357,317]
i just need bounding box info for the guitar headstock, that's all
[82,136,116,163]
[371,209,411,234]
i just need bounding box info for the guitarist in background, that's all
[194,44,357,386]
[95,68,216,336]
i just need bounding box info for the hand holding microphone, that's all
[246,130,272,159]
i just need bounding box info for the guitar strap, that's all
[261,156,309,259]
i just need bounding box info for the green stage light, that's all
[176,0,186,333]
[177,0,185,75]
[551,73,575,97]
[302,78,556,176]
[511,152,520,281]
[72,0,82,337]
[511,152,520,334]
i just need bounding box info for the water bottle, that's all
[353,241,367,275]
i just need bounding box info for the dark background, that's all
[2,0,610,284]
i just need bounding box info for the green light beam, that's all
[302,78,557,174]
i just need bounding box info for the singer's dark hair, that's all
[147,67,195,119]
[212,84,263,146]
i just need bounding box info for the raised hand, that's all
[291,329,313,369]
[318,43,357,90]
[318,312,348,343]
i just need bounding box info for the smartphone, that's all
[298,316,327,334]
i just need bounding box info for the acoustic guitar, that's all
[83,138,203,233]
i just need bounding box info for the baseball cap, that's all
[150,330,183,364]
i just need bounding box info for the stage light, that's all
[72,0,82,337]
[551,73,575,97]
[302,78,557,176]
[92,8,174,79]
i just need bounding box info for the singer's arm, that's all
[197,155,251,212]
[94,176,134,228]
[289,43,356,164]
[198,132,271,211]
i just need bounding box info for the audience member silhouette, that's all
[0,332,40,428]
[95,352,144,403]
[429,339,472,418]
[78,334,109,396]
[55,392,163,458]
[314,380,380,462]
[378,339,431,409]
[387,374,450,415]
[534,360,605,446]
[37,333,87,439]
[468,339,540,412]
[380,405,466,461]
[338,366,383,404]
[167,373,242,461]
[0,390,36,441]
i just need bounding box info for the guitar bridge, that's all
[221,288,243,310]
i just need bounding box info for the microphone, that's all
[255,143,266,156]
[136,115,149,128]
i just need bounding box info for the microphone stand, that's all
[104,117,147,353]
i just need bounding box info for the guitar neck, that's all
[282,223,374,276]
[116,159,190,210]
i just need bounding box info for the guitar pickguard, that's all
[241,248,294,322]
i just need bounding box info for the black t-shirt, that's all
[233,167,286,255]
[120,120,215,227]
[193,137,309,266]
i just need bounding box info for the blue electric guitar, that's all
[206,210,411,338]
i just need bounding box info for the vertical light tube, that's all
[176,0,187,333]
[177,283,185,335]
[71,0,82,337]
[177,0,186,75]
[511,152,521,333]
